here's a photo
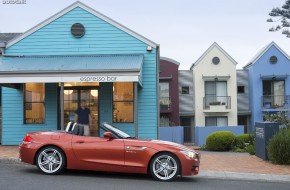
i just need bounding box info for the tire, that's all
[36,146,66,175]
[149,153,180,181]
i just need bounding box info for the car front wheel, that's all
[36,146,66,175]
[150,153,180,181]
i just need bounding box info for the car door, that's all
[71,135,125,170]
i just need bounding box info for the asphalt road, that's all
[0,163,289,190]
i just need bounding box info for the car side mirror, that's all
[104,132,113,140]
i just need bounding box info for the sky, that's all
[0,0,289,69]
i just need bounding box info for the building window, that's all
[160,116,170,126]
[205,117,228,126]
[262,80,285,108]
[269,56,278,64]
[182,86,189,94]
[212,57,220,65]
[113,82,134,123]
[159,82,171,110]
[205,81,227,107]
[237,86,245,94]
[24,83,45,124]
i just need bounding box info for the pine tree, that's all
[267,0,290,38]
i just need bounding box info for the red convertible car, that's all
[19,123,200,181]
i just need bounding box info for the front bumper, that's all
[177,152,200,176]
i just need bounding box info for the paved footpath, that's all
[1,146,290,183]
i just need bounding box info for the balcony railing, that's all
[203,96,231,112]
[262,95,290,110]
[160,96,171,111]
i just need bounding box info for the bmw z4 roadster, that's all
[19,123,200,181]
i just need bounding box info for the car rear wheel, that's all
[36,146,66,175]
[150,153,180,181]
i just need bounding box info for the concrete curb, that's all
[198,170,290,183]
[0,158,21,164]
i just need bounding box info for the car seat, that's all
[72,124,84,136]
[65,122,74,132]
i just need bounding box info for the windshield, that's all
[101,123,131,139]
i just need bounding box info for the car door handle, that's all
[76,140,85,144]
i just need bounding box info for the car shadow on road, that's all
[18,165,199,182]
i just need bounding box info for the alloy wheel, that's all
[150,154,179,181]
[36,147,65,174]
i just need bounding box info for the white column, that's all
[134,82,138,137]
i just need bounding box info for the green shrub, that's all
[248,133,255,145]
[233,148,246,153]
[206,131,235,151]
[268,128,290,164]
[246,144,255,155]
[234,134,250,149]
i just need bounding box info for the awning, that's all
[0,54,143,85]
[260,74,288,80]
[202,75,230,81]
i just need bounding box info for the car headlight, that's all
[180,150,197,159]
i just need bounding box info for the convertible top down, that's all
[19,123,200,181]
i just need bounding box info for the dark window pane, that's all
[182,86,189,94]
[237,86,245,94]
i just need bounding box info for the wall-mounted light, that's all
[90,90,98,97]
[64,84,73,95]
[147,46,153,52]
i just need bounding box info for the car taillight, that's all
[23,135,32,143]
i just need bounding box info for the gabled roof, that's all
[243,41,290,69]
[6,1,158,48]
[190,42,238,70]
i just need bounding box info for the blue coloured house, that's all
[0,2,159,145]
[244,42,290,132]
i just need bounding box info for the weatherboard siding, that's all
[3,6,158,143]
[237,70,250,112]
[178,70,195,115]
[5,7,149,55]
[2,84,58,145]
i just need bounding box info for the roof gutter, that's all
[3,54,25,57]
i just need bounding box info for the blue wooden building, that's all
[244,42,290,132]
[0,2,159,145]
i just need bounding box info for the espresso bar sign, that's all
[80,76,117,82]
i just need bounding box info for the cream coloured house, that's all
[190,42,238,126]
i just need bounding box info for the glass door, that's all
[80,89,99,137]
[64,89,78,124]
[63,88,99,136]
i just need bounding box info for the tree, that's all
[267,0,290,38]
[264,111,290,128]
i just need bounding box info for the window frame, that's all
[23,83,45,124]
[112,82,134,123]
[205,116,228,126]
